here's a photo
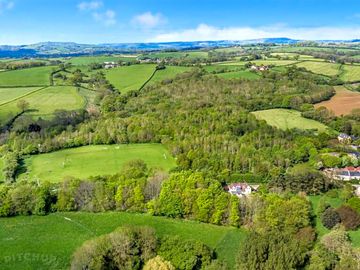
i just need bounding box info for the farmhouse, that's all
[324,167,360,181]
[337,133,352,144]
[104,62,118,69]
[250,65,269,72]
[225,183,260,197]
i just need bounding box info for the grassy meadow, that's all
[0,86,85,125]
[20,144,176,182]
[149,66,191,84]
[0,212,246,270]
[295,61,341,76]
[105,64,156,92]
[0,66,54,87]
[252,109,329,132]
[340,64,360,82]
[66,55,137,65]
[0,87,42,105]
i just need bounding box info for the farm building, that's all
[104,62,118,69]
[250,65,269,72]
[324,167,360,181]
[225,183,260,197]
[337,133,352,144]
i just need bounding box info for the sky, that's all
[0,0,360,44]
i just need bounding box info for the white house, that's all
[225,183,259,198]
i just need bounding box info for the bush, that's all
[71,226,157,270]
[157,236,214,270]
[143,256,174,270]
[336,205,360,230]
[347,197,360,213]
[321,208,341,229]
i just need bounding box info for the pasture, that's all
[66,55,137,65]
[295,61,341,76]
[0,86,85,125]
[0,66,54,87]
[105,64,156,93]
[149,66,191,84]
[20,144,176,182]
[0,87,42,105]
[340,64,360,82]
[252,109,329,132]
[0,212,247,270]
[315,86,360,116]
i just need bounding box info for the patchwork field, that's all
[0,212,246,270]
[252,109,329,132]
[66,55,137,65]
[295,61,341,76]
[149,66,191,84]
[340,64,360,82]
[0,86,85,125]
[315,86,360,116]
[20,144,176,182]
[0,66,54,87]
[105,64,156,93]
[0,87,42,105]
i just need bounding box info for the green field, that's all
[143,51,208,59]
[252,109,329,132]
[295,61,341,76]
[215,70,260,80]
[0,87,42,105]
[0,86,85,125]
[0,66,54,87]
[340,64,360,82]
[66,55,137,65]
[149,66,191,84]
[219,59,298,66]
[105,64,156,93]
[20,144,176,182]
[0,212,246,270]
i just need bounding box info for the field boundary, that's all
[0,86,49,107]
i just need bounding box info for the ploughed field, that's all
[0,212,247,270]
[18,144,176,182]
[252,109,330,132]
[315,86,360,116]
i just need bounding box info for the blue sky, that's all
[0,0,359,44]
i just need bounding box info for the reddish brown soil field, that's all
[315,86,360,116]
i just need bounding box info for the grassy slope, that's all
[341,65,360,82]
[20,144,176,182]
[0,66,54,87]
[252,109,329,132]
[0,212,246,270]
[0,87,42,105]
[0,86,85,125]
[105,64,156,93]
[66,55,137,65]
[148,66,190,84]
[295,61,341,76]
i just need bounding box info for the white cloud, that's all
[93,9,116,26]
[77,1,102,11]
[149,24,360,42]
[0,0,14,14]
[132,12,166,29]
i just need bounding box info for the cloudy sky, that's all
[0,0,359,44]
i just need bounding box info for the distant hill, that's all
[0,38,356,58]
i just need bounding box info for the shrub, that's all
[321,208,341,229]
[336,205,360,230]
[346,197,360,213]
[143,256,174,270]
